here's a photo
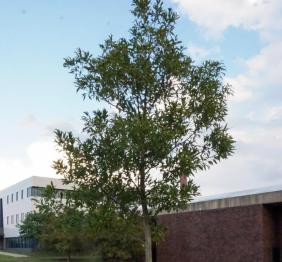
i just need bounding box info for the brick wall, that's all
[157,205,265,262]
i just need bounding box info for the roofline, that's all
[0,176,63,193]
[161,184,282,215]
[192,184,282,204]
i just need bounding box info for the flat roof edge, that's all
[0,176,64,194]
[160,190,282,215]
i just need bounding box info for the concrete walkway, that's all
[0,251,29,257]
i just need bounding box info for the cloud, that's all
[226,39,282,104]
[20,114,79,137]
[172,0,282,106]
[0,113,84,191]
[195,126,282,195]
[244,41,282,85]
[232,127,282,149]
[247,105,282,123]
[0,116,82,191]
[21,114,41,128]
[26,140,61,172]
[264,106,282,121]
[226,75,255,102]
[195,149,282,196]
[0,139,62,191]
[172,0,282,39]
[187,42,220,60]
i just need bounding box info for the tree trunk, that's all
[139,131,152,262]
[143,214,152,262]
[140,175,152,262]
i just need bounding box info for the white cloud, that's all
[245,41,282,85]
[0,117,81,191]
[187,42,220,60]
[26,141,61,172]
[172,0,282,101]
[226,75,255,102]
[195,149,282,196]
[247,105,282,123]
[172,0,282,39]
[172,0,282,103]
[231,127,282,148]
[195,126,282,195]
[264,106,282,121]
[0,140,61,190]
[21,114,41,128]
[227,40,282,103]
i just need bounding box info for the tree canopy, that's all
[54,0,235,261]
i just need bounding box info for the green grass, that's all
[0,255,51,261]
[0,254,102,262]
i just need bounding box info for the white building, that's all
[0,176,72,250]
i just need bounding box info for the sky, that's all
[0,0,281,196]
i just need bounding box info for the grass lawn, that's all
[0,254,102,261]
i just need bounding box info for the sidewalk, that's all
[0,251,29,258]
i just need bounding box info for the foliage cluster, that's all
[19,184,144,261]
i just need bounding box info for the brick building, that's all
[157,186,282,262]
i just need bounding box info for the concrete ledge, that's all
[161,190,282,215]
[185,190,282,212]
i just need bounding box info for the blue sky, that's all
[0,0,282,195]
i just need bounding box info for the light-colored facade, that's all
[0,176,72,249]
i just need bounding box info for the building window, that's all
[0,199,3,228]
[56,189,66,199]
[32,187,43,197]
[21,189,24,199]
[26,186,66,198]
[16,214,19,224]
[7,216,9,225]
[5,237,38,249]
[7,195,9,204]
[11,193,13,203]
[16,192,18,201]
[20,213,25,222]
[11,215,14,224]
[27,187,43,197]
[27,187,31,197]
